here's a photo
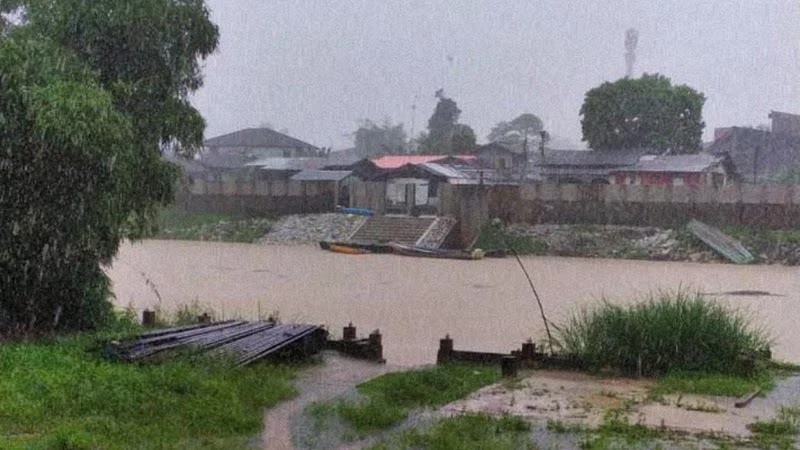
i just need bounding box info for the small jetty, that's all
[107,320,385,366]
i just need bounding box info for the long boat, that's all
[319,240,393,253]
[388,242,484,260]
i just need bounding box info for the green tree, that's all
[0,0,218,332]
[353,119,408,157]
[579,73,705,153]
[419,89,475,154]
[487,113,544,150]
[451,123,477,153]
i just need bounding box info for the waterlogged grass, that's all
[650,370,775,399]
[748,406,800,450]
[558,290,770,377]
[0,335,297,449]
[154,208,273,243]
[369,414,534,450]
[331,364,501,434]
[579,414,672,450]
[474,222,548,255]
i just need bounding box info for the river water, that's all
[108,240,800,366]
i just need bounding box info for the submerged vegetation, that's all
[310,364,500,435]
[369,414,534,450]
[558,290,770,377]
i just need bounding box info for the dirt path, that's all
[262,352,396,450]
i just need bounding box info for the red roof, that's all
[370,154,476,169]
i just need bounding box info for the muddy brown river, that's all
[108,240,800,366]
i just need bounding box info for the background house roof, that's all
[247,157,328,171]
[204,128,319,150]
[370,154,477,169]
[624,154,724,173]
[290,169,353,181]
[707,127,800,181]
[534,148,654,167]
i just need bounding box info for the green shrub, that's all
[474,221,548,255]
[558,290,770,376]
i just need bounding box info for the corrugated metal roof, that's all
[371,154,476,169]
[204,128,318,150]
[420,162,470,179]
[625,153,723,173]
[246,157,328,170]
[534,148,653,167]
[290,170,352,181]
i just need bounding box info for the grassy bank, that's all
[154,208,273,243]
[0,332,297,449]
[558,290,770,377]
[309,364,500,436]
[474,222,548,255]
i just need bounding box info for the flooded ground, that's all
[108,240,800,366]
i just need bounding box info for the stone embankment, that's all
[257,213,366,245]
[504,222,800,265]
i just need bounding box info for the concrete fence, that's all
[174,178,337,216]
[485,183,800,229]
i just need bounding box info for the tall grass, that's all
[558,290,770,376]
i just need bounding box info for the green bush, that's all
[558,290,770,376]
[474,221,548,255]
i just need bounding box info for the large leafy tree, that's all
[487,113,544,150]
[419,89,476,154]
[353,119,408,157]
[579,74,705,153]
[0,0,218,332]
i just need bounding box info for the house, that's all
[609,153,734,187]
[370,162,472,214]
[203,127,320,161]
[533,148,653,184]
[709,112,800,183]
[475,142,526,171]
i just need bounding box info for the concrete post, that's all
[521,339,536,361]
[368,329,383,362]
[142,309,156,327]
[501,355,518,378]
[343,322,356,341]
[437,334,454,364]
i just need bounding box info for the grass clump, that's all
[474,221,548,255]
[558,290,770,377]
[748,406,800,450]
[0,335,297,449]
[369,413,534,450]
[335,364,501,434]
[650,370,775,398]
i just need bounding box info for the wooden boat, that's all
[328,244,369,255]
[686,219,754,264]
[319,241,393,253]
[388,242,484,260]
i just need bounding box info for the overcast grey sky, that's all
[191,0,800,150]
